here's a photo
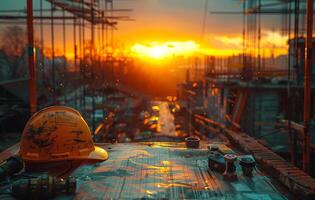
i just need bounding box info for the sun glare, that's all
[150,46,168,59]
[131,41,199,60]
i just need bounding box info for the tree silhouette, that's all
[1,26,27,57]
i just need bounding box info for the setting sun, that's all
[130,41,199,60]
[149,46,168,59]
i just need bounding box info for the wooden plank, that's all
[223,127,315,199]
[0,142,20,160]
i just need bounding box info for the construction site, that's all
[0,0,315,199]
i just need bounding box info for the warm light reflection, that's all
[162,160,170,165]
[152,106,160,111]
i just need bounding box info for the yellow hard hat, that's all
[19,106,108,162]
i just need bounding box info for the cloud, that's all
[212,31,287,49]
[214,36,243,48]
[262,31,287,47]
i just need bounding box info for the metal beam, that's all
[211,9,313,15]
[27,0,37,115]
[303,0,313,173]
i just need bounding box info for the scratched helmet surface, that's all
[19,106,108,162]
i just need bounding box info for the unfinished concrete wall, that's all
[241,90,289,152]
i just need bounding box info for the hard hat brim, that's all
[21,145,109,162]
[87,146,109,161]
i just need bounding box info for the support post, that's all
[303,0,313,173]
[27,0,37,115]
[90,0,96,134]
[73,18,77,109]
[51,1,56,103]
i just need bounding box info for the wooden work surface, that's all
[224,129,315,199]
[0,141,292,200]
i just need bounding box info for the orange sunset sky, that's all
[0,0,289,60]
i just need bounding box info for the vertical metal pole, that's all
[62,9,67,104]
[40,0,44,82]
[91,3,94,60]
[27,0,37,115]
[287,1,295,165]
[101,9,105,76]
[295,0,300,85]
[74,18,78,109]
[78,17,82,110]
[51,1,56,104]
[292,0,300,164]
[91,0,96,133]
[242,0,246,79]
[101,2,106,106]
[98,2,101,73]
[257,0,261,74]
[110,0,114,82]
[78,15,82,110]
[81,0,86,112]
[303,0,313,173]
[105,0,108,61]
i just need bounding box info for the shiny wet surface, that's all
[156,102,177,137]
[71,142,289,200]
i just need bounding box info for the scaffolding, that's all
[0,0,133,127]
[205,0,314,173]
